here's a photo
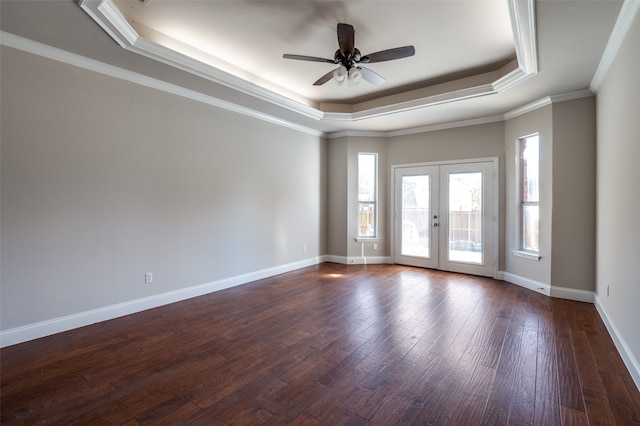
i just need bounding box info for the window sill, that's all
[513,250,541,261]
[355,237,379,243]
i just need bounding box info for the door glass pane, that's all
[401,175,430,257]
[448,172,482,264]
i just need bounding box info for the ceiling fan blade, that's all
[313,69,338,86]
[360,46,416,63]
[283,54,335,63]
[358,67,385,85]
[337,23,355,56]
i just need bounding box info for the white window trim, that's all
[355,237,380,243]
[513,250,541,261]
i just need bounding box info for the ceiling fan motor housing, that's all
[334,49,361,70]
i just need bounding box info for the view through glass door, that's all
[394,165,439,269]
[393,161,496,277]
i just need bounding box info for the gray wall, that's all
[503,98,597,294]
[551,97,596,292]
[326,135,390,260]
[326,137,349,257]
[347,136,389,260]
[1,46,324,330]
[596,13,640,375]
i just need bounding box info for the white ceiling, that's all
[113,0,515,103]
[0,0,626,135]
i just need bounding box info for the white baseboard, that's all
[319,255,392,265]
[501,271,551,297]
[594,295,640,392]
[318,255,347,264]
[370,256,393,264]
[0,257,320,348]
[550,286,595,303]
[500,271,595,303]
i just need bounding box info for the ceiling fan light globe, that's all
[348,67,362,86]
[333,65,347,83]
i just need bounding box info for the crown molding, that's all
[490,0,538,93]
[330,87,594,139]
[0,30,506,139]
[0,31,324,137]
[322,83,498,124]
[5,29,590,141]
[80,0,137,46]
[549,88,594,103]
[354,84,497,121]
[508,0,538,75]
[493,67,531,93]
[78,0,538,125]
[326,130,387,140]
[328,85,592,137]
[503,88,594,120]
[388,115,506,138]
[78,0,324,122]
[503,96,551,120]
[590,0,640,92]
[326,115,505,140]
[326,84,594,139]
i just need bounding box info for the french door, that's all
[393,160,496,277]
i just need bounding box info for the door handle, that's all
[433,222,438,227]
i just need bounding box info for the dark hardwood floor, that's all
[2,263,640,425]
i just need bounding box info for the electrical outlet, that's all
[303,244,308,252]
[373,243,378,250]
[145,272,153,284]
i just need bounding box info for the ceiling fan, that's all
[283,23,415,86]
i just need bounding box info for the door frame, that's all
[390,157,499,278]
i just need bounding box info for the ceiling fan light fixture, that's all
[333,65,347,84]
[347,67,362,86]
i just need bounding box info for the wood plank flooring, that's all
[2,263,640,425]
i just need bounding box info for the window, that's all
[519,135,540,253]
[358,153,377,237]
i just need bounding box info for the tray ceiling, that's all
[0,0,626,134]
